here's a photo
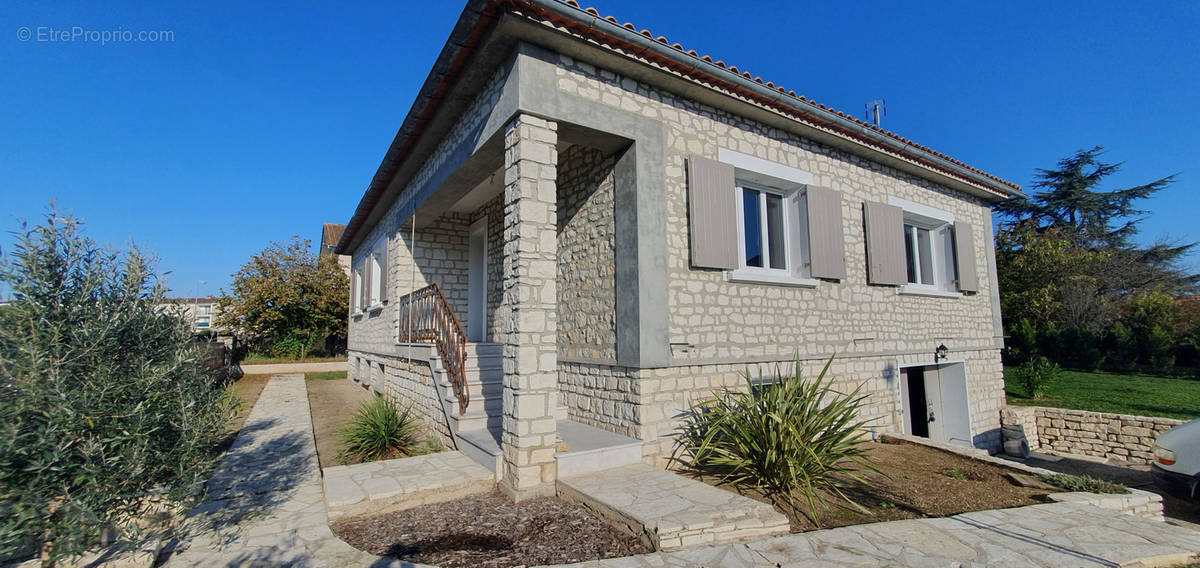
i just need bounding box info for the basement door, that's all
[900,362,972,447]
[467,218,487,342]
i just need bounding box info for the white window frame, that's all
[718,148,818,288]
[889,197,962,298]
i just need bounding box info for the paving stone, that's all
[558,463,790,551]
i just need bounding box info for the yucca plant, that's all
[675,356,880,526]
[338,396,423,464]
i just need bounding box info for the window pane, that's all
[765,193,786,269]
[742,189,763,267]
[904,225,918,283]
[916,227,934,285]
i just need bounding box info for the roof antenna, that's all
[865,99,886,127]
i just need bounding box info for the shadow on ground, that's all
[160,417,316,560]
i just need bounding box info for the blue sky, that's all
[2,1,1198,298]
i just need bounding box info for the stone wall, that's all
[556,144,618,360]
[552,54,1002,363]
[559,361,640,438]
[348,351,454,447]
[1001,406,1184,465]
[546,52,1006,455]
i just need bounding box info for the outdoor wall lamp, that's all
[934,344,949,362]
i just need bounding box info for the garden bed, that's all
[330,490,651,567]
[304,371,374,467]
[687,438,1053,531]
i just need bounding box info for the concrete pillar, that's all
[499,113,559,501]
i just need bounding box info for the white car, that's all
[1152,418,1200,499]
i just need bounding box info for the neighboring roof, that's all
[321,223,346,248]
[338,0,1022,253]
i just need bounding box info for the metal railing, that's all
[397,283,470,414]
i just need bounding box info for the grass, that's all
[242,352,348,364]
[308,370,348,381]
[1004,368,1200,420]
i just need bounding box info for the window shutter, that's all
[377,245,389,303]
[351,270,359,312]
[364,256,373,306]
[686,155,738,270]
[863,201,906,285]
[805,186,846,280]
[953,221,979,292]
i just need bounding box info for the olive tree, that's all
[0,212,235,565]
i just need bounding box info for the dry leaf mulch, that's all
[331,491,650,567]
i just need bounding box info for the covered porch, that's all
[377,112,647,500]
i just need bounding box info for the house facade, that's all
[337,0,1021,500]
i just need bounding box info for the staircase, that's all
[399,281,640,479]
[428,342,642,479]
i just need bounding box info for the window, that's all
[740,187,788,270]
[730,180,815,286]
[889,197,961,296]
[195,317,210,328]
[197,304,212,317]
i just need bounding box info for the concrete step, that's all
[557,463,790,551]
[451,405,503,433]
[465,342,502,357]
[455,428,501,477]
[555,420,643,477]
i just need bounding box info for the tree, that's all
[994,147,1198,371]
[0,212,235,565]
[216,237,348,358]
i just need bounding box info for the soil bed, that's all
[688,439,1052,531]
[304,371,374,467]
[331,490,651,567]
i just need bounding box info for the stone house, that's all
[335,0,1022,500]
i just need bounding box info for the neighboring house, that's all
[319,222,352,276]
[336,0,1022,500]
[163,297,222,333]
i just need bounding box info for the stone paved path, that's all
[558,464,790,550]
[324,451,494,519]
[164,374,415,567]
[551,501,1200,567]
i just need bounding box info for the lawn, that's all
[242,352,348,365]
[1005,368,1200,420]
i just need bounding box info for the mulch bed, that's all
[687,438,1053,532]
[331,491,650,567]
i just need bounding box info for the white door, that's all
[934,363,972,447]
[467,219,487,342]
[922,366,946,443]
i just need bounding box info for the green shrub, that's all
[338,396,424,464]
[1036,473,1127,494]
[1012,356,1060,398]
[674,357,879,526]
[0,212,236,564]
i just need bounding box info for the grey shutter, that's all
[953,221,979,292]
[863,201,906,285]
[805,186,846,280]
[350,269,358,312]
[686,155,738,270]
[377,245,389,303]
[364,257,373,306]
